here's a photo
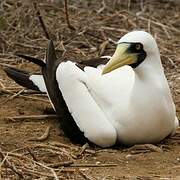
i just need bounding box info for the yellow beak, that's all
[102,43,138,74]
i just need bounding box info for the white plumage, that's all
[29,75,47,92]
[55,31,179,147]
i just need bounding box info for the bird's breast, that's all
[115,85,175,145]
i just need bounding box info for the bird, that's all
[4,31,179,148]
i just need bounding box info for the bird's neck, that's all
[130,54,173,118]
[134,54,165,82]
[131,54,170,99]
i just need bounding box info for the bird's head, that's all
[102,31,159,74]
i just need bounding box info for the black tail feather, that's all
[46,40,58,67]
[16,54,46,67]
[43,40,88,144]
[4,67,40,91]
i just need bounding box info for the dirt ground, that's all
[0,0,180,179]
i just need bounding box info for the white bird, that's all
[5,31,179,147]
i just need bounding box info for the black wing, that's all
[16,54,46,67]
[4,67,40,91]
[42,40,89,144]
[78,57,109,68]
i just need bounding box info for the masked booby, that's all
[4,31,179,147]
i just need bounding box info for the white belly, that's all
[111,88,175,145]
[114,106,175,145]
[86,71,175,145]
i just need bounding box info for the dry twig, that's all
[33,2,50,39]
[5,114,58,121]
[70,163,117,167]
[64,0,75,30]
[128,144,163,154]
[29,125,51,141]
[1,88,25,104]
[49,141,96,154]
[0,150,24,179]
[77,143,89,157]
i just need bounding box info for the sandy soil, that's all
[0,0,180,179]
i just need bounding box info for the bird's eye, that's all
[135,43,142,51]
